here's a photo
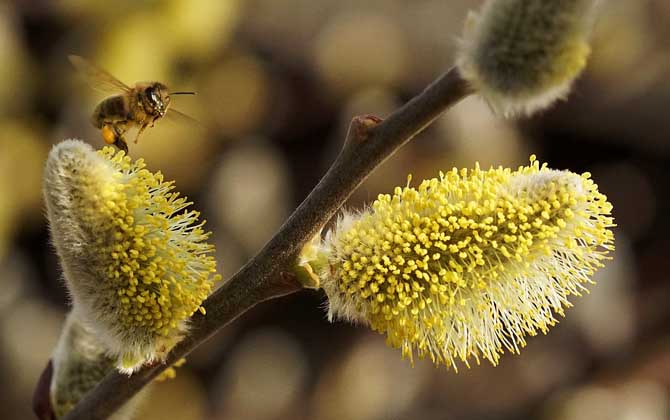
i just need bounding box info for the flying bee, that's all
[68,55,196,153]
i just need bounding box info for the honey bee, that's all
[69,55,196,153]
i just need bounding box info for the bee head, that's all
[144,83,170,117]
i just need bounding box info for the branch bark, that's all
[62,67,472,420]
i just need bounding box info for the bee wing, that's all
[165,108,203,127]
[68,55,132,94]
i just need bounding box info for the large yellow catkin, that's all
[457,0,598,116]
[304,157,614,369]
[44,140,221,374]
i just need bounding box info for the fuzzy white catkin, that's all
[457,0,598,116]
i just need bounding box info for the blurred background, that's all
[1,0,669,419]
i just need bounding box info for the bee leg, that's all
[114,137,129,154]
[112,124,129,154]
[134,122,149,144]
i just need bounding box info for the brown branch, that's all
[62,67,472,420]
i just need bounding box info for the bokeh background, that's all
[1,0,669,419]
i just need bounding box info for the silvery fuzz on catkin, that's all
[303,157,614,369]
[457,0,598,116]
[44,140,220,374]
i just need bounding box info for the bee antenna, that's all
[170,91,197,95]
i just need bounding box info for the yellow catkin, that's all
[315,156,614,369]
[44,140,221,373]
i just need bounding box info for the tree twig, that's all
[62,67,472,420]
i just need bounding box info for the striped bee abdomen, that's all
[91,95,131,128]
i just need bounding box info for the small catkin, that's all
[457,0,598,116]
[50,310,147,419]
